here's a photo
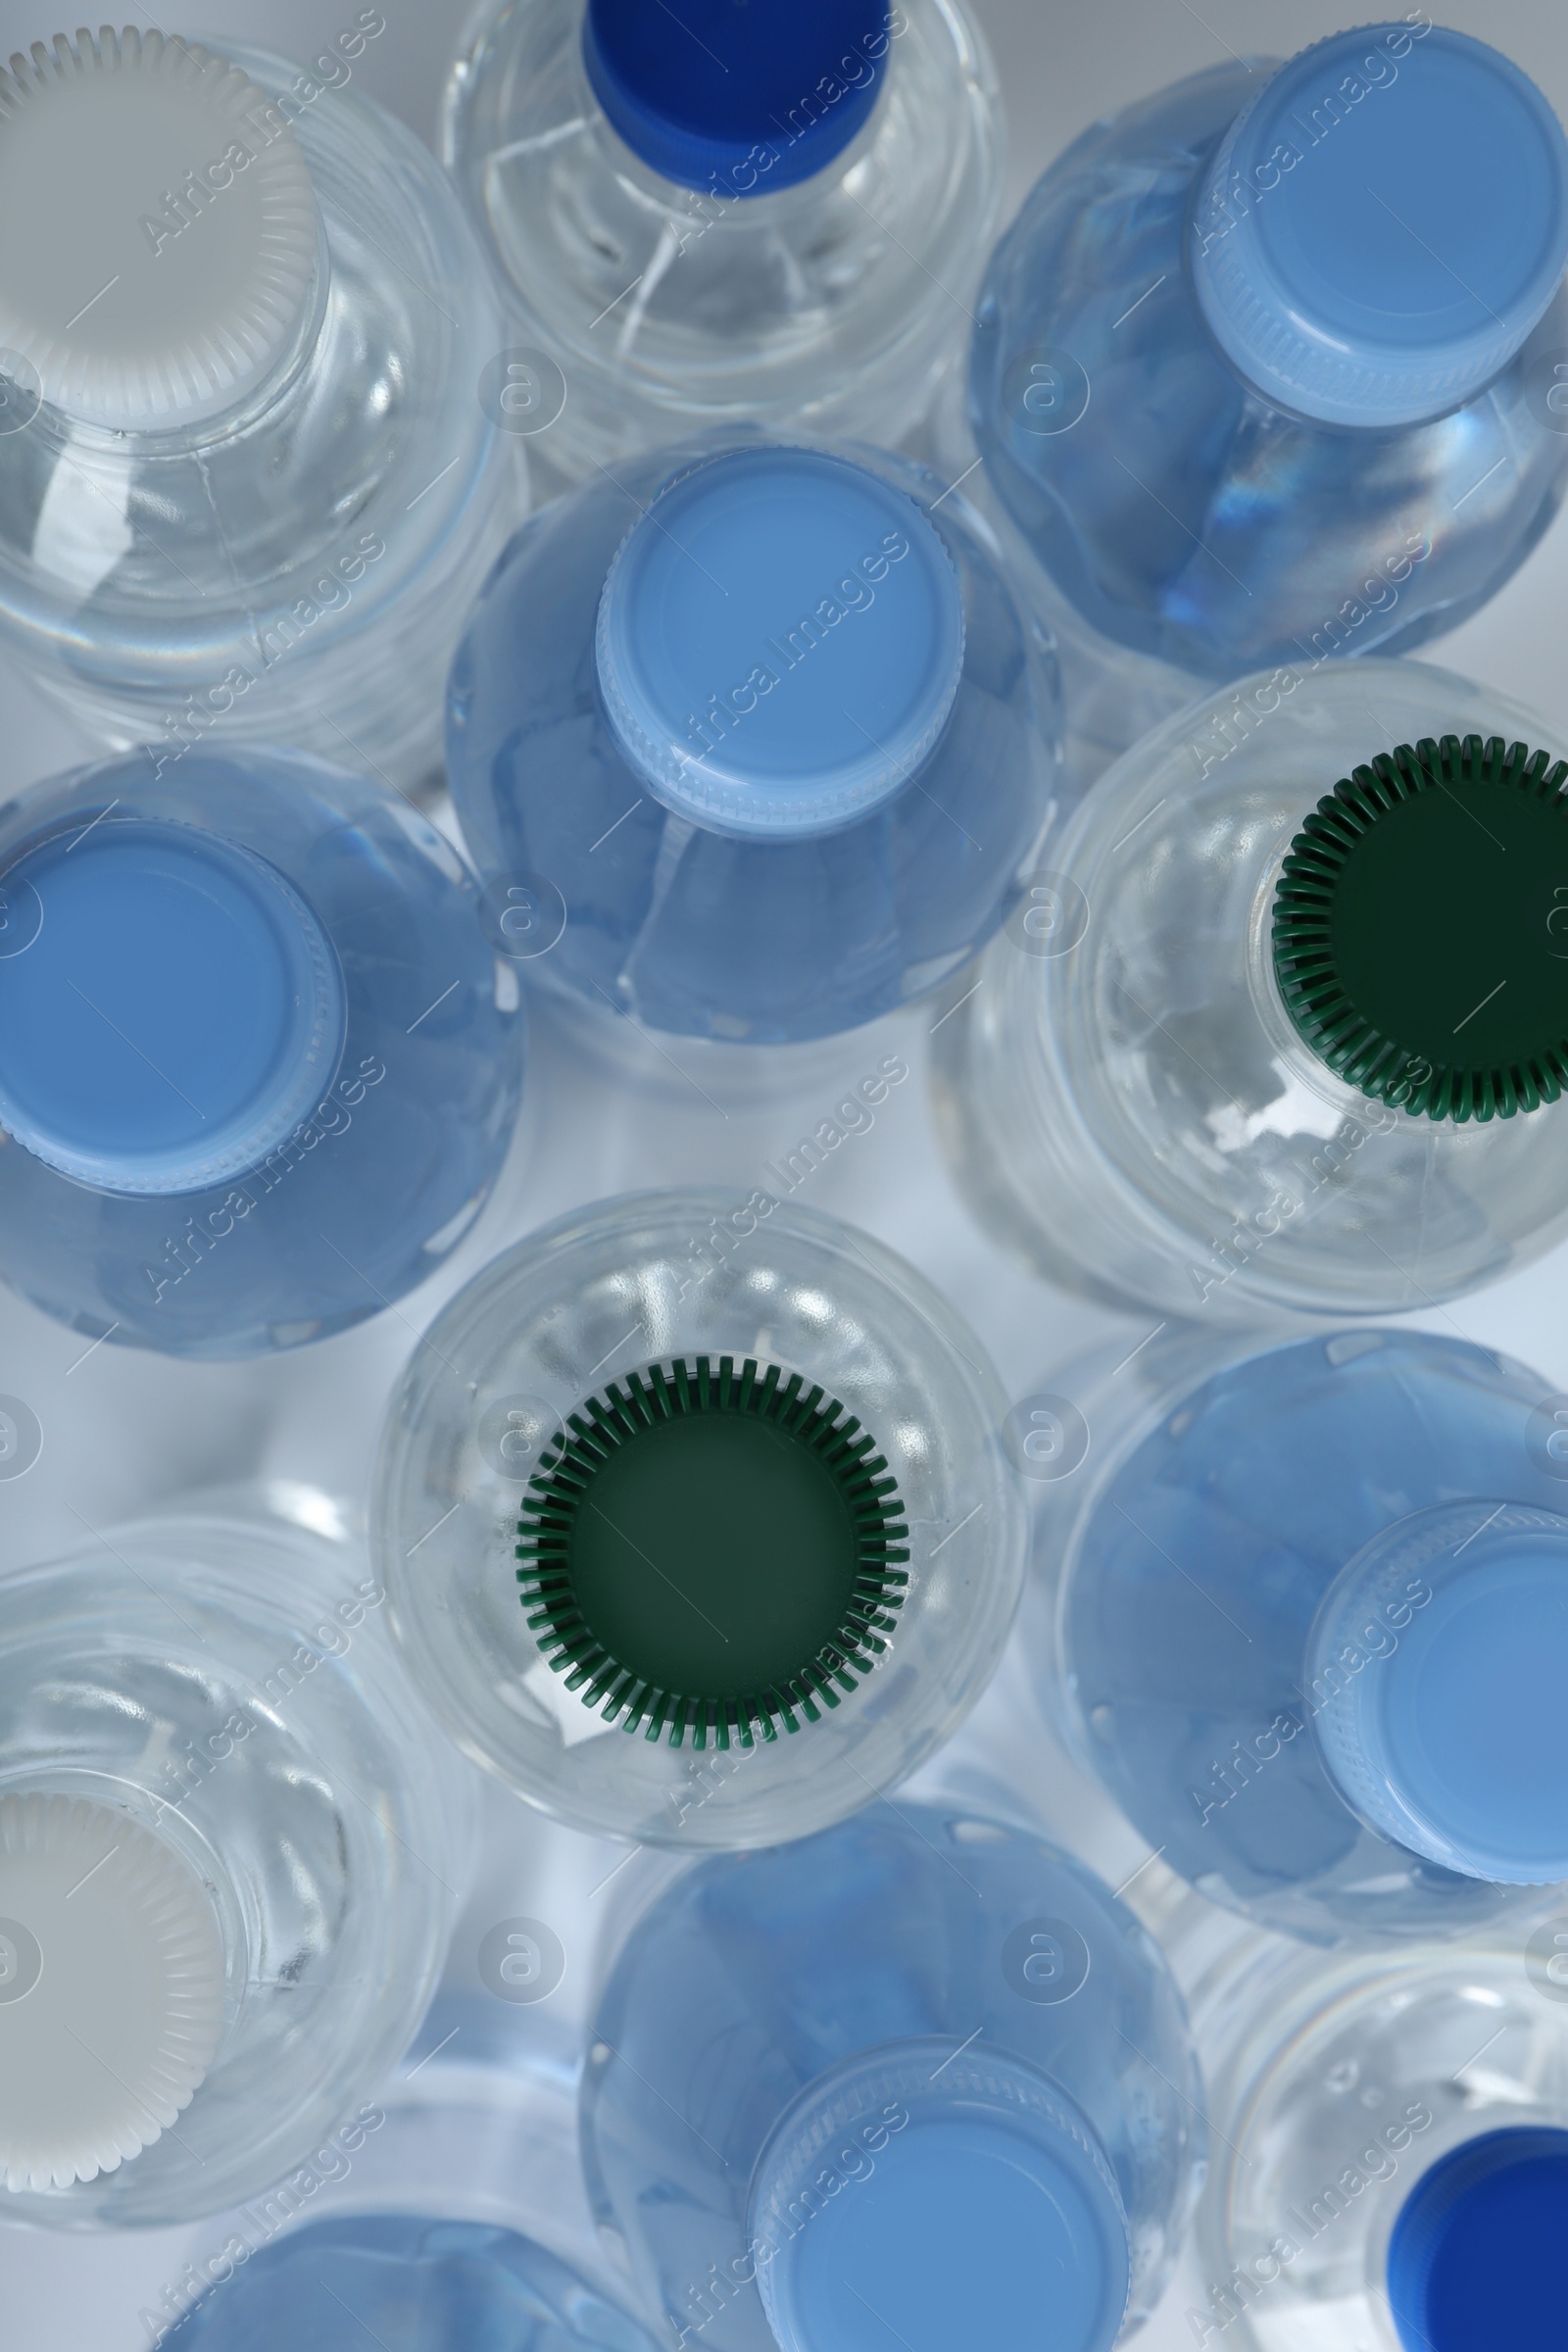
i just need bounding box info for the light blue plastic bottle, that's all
[970,24,1568,682]
[1044,1325,1568,1946]
[580,1802,1202,2352]
[168,1978,660,2350]
[0,27,518,794]
[446,440,1064,1045]
[0,747,525,1357]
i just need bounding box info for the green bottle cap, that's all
[1274,735,1568,1122]
[515,1355,909,1750]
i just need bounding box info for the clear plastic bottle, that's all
[1031,1321,1568,1948]
[934,657,1568,1321]
[168,1983,659,2349]
[446,439,1065,1046]
[969,25,1568,682]
[441,0,1002,477]
[0,745,526,1358]
[0,26,520,795]
[580,1799,1202,2352]
[374,1190,1025,1847]
[0,1484,474,2228]
[1181,1901,1568,2352]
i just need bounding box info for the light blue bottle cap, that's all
[1308,1500,1568,1884]
[748,2040,1131,2352]
[0,812,344,1196]
[1387,2128,1568,2350]
[595,448,965,841]
[1191,25,1568,427]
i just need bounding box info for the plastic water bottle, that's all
[0,746,526,1357]
[1183,1898,1568,2352]
[934,657,1568,1320]
[969,24,1568,682]
[169,1987,659,2351]
[375,1190,1025,1846]
[580,1800,1202,2352]
[446,440,1065,1047]
[0,1486,473,2228]
[0,26,518,794]
[441,0,1003,476]
[1035,1321,1568,1946]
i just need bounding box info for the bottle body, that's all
[1183,1916,1568,2352]
[442,0,1002,478]
[932,659,1568,1319]
[0,1491,474,2228]
[581,1801,1201,2352]
[0,39,521,795]
[447,441,1066,1045]
[970,58,1568,682]
[1044,1323,1568,1944]
[375,1191,1025,1846]
[169,1981,658,2348]
[0,748,526,1358]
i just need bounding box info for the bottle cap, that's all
[595,446,965,840]
[750,2041,1131,2352]
[0,810,346,1196]
[582,0,893,196]
[1387,2128,1568,2351]
[0,28,318,429]
[1191,25,1568,427]
[1273,734,1568,1123]
[515,1354,908,1748]
[0,1791,225,2189]
[1308,1500,1568,1884]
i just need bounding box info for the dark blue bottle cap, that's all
[1192,24,1568,425]
[1388,2128,1568,2350]
[0,811,344,1196]
[582,0,895,196]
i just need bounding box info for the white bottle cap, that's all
[0,28,319,430]
[0,1790,226,2188]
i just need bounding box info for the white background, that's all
[2,1,1567,2345]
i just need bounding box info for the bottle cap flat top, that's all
[1309,1500,1568,1884]
[595,447,965,839]
[582,0,893,195]
[0,28,318,428]
[753,2044,1131,2352]
[1274,735,1568,1123]
[515,1354,908,1748]
[0,811,345,1196]
[0,1791,225,2190]
[1388,2129,1568,2351]
[1193,25,1568,426]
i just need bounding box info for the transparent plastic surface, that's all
[970,59,1568,681]
[446,440,1066,1043]
[1183,1920,1568,2352]
[441,0,1002,474]
[579,1801,1202,2351]
[171,1988,657,2348]
[0,748,526,1358]
[1042,1325,1568,1945]
[374,1192,1026,1846]
[0,40,521,794]
[0,1488,473,2230]
[933,659,1568,1320]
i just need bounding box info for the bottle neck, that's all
[747,2039,1130,2352]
